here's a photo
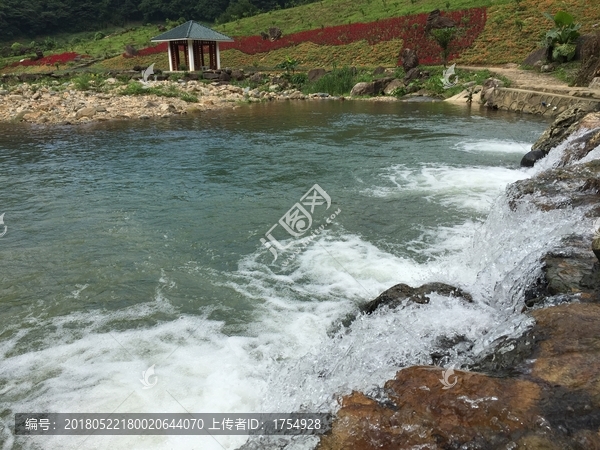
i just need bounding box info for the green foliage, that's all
[10,42,23,55]
[72,73,92,91]
[303,66,361,95]
[180,92,198,102]
[120,80,198,102]
[543,10,581,62]
[429,27,459,66]
[275,56,299,73]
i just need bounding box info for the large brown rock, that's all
[401,48,419,72]
[383,79,404,95]
[308,68,327,82]
[318,304,600,450]
[350,82,374,96]
[424,9,456,34]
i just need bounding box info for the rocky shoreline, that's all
[315,108,600,449]
[0,78,339,126]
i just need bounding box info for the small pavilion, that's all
[151,21,234,72]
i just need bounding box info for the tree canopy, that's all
[0,0,317,41]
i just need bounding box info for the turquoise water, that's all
[1,100,554,449]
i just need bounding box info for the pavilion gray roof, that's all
[151,21,234,42]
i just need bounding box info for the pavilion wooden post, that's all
[187,39,195,71]
[169,42,180,72]
[167,43,174,72]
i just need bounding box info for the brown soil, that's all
[461,64,599,96]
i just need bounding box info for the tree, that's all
[429,27,459,67]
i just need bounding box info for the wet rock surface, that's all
[362,282,473,314]
[318,304,600,450]
[317,112,600,450]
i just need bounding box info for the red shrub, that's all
[218,7,487,65]
[124,42,168,58]
[12,52,86,67]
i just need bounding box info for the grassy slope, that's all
[1,0,598,74]
[457,0,600,64]
[214,0,509,37]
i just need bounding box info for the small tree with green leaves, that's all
[429,27,459,67]
[275,56,299,74]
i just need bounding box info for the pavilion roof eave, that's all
[151,38,234,43]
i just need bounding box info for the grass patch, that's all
[120,81,198,102]
[301,66,371,95]
[551,61,580,86]
[214,0,512,37]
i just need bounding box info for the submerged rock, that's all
[362,282,472,314]
[520,149,546,167]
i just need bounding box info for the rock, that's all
[425,9,456,34]
[372,66,385,75]
[403,67,430,84]
[203,72,220,80]
[319,303,600,450]
[230,69,245,81]
[373,77,393,94]
[590,77,600,89]
[288,91,306,100]
[508,158,600,212]
[350,82,375,96]
[268,27,282,41]
[159,103,176,112]
[218,71,231,82]
[105,78,117,84]
[308,68,327,82]
[400,48,419,72]
[531,106,598,155]
[480,77,504,104]
[520,149,546,167]
[383,79,404,95]
[541,63,557,73]
[362,282,473,314]
[249,72,264,84]
[523,47,548,67]
[75,106,96,119]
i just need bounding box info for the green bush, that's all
[543,11,581,63]
[303,66,360,95]
[73,73,93,91]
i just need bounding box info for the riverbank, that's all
[0,78,326,125]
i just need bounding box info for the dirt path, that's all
[460,64,596,96]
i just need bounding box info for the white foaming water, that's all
[456,139,532,154]
[2,136,590,450]
[365,164,530,212]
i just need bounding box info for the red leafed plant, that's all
[12,52,87,67]
[217,7,487,65]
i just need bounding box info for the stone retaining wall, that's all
[487,87,600,117]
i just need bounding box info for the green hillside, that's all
[214,0,510,37]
